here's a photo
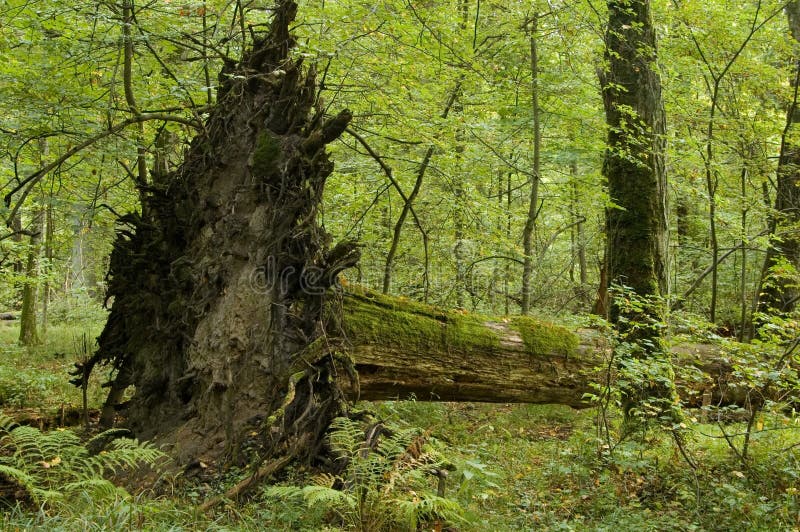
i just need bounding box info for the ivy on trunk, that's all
[599,0,675,414]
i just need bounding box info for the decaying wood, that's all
[337,289,768,409]
[84,0,357,465]
[347,328,602,408]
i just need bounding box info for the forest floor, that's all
[0,319,798,531]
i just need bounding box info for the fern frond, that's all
[395,494,465,530]
[7,425,48,464]
[0,464,63,505]
[84,428,132,455]
[0,464,37,494]
[328,417,363,457]
[7,426,82,470]
[63,478,128,502]
[301,484,356,511]
[265,416,468,531]
[72,437,164,481]
[0,424,163,509]
[262,485,304,501]
[0,413,17,434]
[310,472,338,488]
[98,438,164,471]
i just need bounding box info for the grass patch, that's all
[0,321,107,412]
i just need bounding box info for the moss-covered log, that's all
[339,288,760,409]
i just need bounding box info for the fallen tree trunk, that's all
[338,288,763,409]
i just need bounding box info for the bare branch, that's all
[3,113,201,226]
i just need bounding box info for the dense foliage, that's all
[0,0,796,325]
[1,0,799,529]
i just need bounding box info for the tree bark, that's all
[18,209,42,346]
[600,0,669,316]
[521,13,542,315]
[599,0,673,413]
[84,1,358,466]
[41,201,53,338]
[756,1,800,318]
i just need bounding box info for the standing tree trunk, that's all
[82,2,358,467]
[68,213,97,295]
[41,201,53,338]
[599,0,673,412]
[19,208,42,346]
[521,13,542,315]
[382,85,461,296]
[756,1,800,318]
[19,140,49,346]
[570,162,588,290]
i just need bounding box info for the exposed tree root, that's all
[198,446,301,512]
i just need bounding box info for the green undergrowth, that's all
[73,402,797,531]
[0,400,798,530]
[0,321,107,413]
[0,320,798,530]
[363,402,800,531]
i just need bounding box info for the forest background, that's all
[1,0,800,530]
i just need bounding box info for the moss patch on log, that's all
[342,287,580,358]
[344,284,449,320]
[510,316,579,358]
[342,288,500,353]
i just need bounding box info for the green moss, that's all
[342,287,582,357]
[445,312,500,351]
[252,131,281,177]
[342,287,499,353]
[344,284,448,320]
[343,298,442,351]
[510,316,579,358]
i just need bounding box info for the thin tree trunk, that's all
[705,85,721,323]
[521,13,541,315]
[572,164,588,286]
[452,0,470,309]
[382,84,461,295]
[19,140,49,346]
[738,154,750,342]
[41,201,53,338]
[505,171,512,315]
[10,215,23,275]
[19,208,42,346]
[122,0,149,209]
